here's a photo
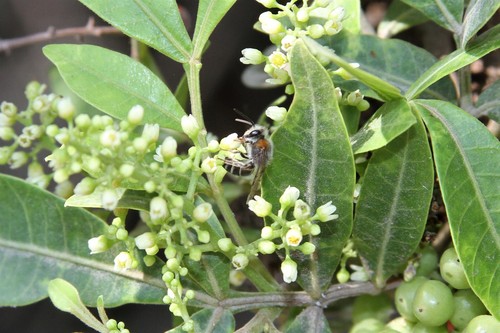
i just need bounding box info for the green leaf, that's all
[285,306,332,333]
[0,174,165,307]
[79,0,192,63]
[415,100,500,318]
[353,116,434,288]
[185,253,230,298]
[167,308,235,333]
[406,25,500,100]
[48,279,106,332]
[460,0,500,47]
[476,79,500,121]
[192,0,237,57]
[400,0,463,33]
[351,99,417,154]
[319,33,456,101]
[43,44,185,131]
[262,40,355,295]
[65,189,153,212]
[377,0,428,38]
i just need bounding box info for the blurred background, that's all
[0,0,498,332]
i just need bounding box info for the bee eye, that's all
[250,130,261,137]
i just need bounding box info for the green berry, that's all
[463,315,500,333]
[410,322,447,333]
[416,246,438,277]
[412,280,454,327]
[395,276,429,322]
[439,247,470,289]
[352,294,393,324]
[450,289,488,330]
[349,318,385,333]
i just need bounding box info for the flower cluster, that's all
[240,0,346,88]
[218,186,338,283]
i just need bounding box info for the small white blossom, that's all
[293,199,311,220]
[315,201,338,222]
[150,196,168,221]
[9,151,28,169]
[142,124,160,144]
[135,232,156,250]
[127,105,144,124]
[248,195,273,217]
[88,235,110,254]
[261,226,274,240]
[296,8,309,22]
[279,186,300,208]
[160,137,177,160]
[101,189,119,211]
[100,129,121,148]
[268,51,288,69]
[259,12,283,35]
[181,115,200,138]
[258,240,276,254]
[219,133,241,150]
[280,35,297,52]
[281,257,298,283]
[240,48,265,65]
[350,264,369,282]
[57,97,75,120]
[114,251,134,271]
[265,106,287,122]
[207,139,220,153]
[201,157,218,174]
[285,226,303,247]
[232,253,249,270]
[193,202,213,222]
[0,114,15,127]
[307,24,325,39]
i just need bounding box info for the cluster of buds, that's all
[240,0,346,87]
[334,86,370,112]
[218,186,338,283]
[335,239,369,283]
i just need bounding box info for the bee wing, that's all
[246,163,265,203]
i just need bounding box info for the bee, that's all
[223,119,273,202]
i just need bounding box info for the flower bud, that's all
[265,106,287,122]
[193,202,213,222]
[232,253,249,270]
[207,139,220,153]
[100,129,121,148]
[240,48,265,65]
[0,114,15,127]
[261,226,274,240]
[259,12,283,35]
[307,24,325,39]
[293,199,311,220]
[159,137,177,160]
[166,258,180,271]
[0,127,15,141]
[219,133,240,150]
[281,257,298,283]
[248,195,273,217]
[1,101,17,117]
[57,97,75,120]
[218,238,235,252]
[150,196,169,221]
[119,163,135,177]
[279,186,300,208]
[189,247,202,261]
[201,157,218,174]
[142,124,160,144]
[296,8,309,22]
[197,230,210,244]
[315,201,338,222]
[181,114,200,138]
[127,105,144,125]
[258,240,276,254]
[346,90,363,106]
[88,235,111,254]
[337,267,350,283]
[256,0,276,8]
[300,242,316,255]
[135,232,156,250]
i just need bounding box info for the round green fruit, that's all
[463,315,500,333]
[410,322,448,333]
[349,318,385,333]
[450,289,488,330]
[395,276,428,322]
[412,280,454,326]
[416,246,438,277]
[352,294,393,323]
[439,247,470,289]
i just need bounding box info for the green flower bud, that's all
[88,235,111,254]
[232,253,249,270]
[181,114,200,138]
[193,202,213,222]
[248,195,273,217]
[218,238,235,252]
[293,199,311,220]
[135,232,156,249]
[258,240,276,254]
[1,101,17,117]
[197,230,210,244]
[127,105,144,125]
[57,97,75,120]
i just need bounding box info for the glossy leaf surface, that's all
[400,0,463,32]
[416,100,500,318]
[0,174,165,307]
[351,99,416,154]
[262,40,355,296]
[80,0,192,62]
[353,116,434,287]
[44,44,185,131]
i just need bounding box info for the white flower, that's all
[281,257,298,283]
[57,97,75,120]
[248,195,273,217]
[279,186,300,208]
[219,133,241,150]
[160,136,177,160]
[256,0,276,8]
[265,106,287,122]
[293,199,311,220]
[193,202,213,222]
[181,114,200,138]
[285,226,303,247]
[240,48,265,65]
[280,35,297,52]
[259,12,283,34]
[88,235,110,254]
[258,240,276,254]
[329,6,345,22]
[114,251,134,271]
[127,105,144,124]
[201,157,218,174]
[232,253,249,270]
[135,232,156,250]
[142,124,160,144]
[350,264,369,282]
[150,196,168,221]
[100,129,121,148]
[315,201,338,222]
[268,51,288,69]
[9,151,28,169]
[261,226,274,240]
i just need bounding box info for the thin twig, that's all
[0,17,121,54]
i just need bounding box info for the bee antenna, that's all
[233,109,255,125]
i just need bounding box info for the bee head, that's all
[242,125,268,144]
